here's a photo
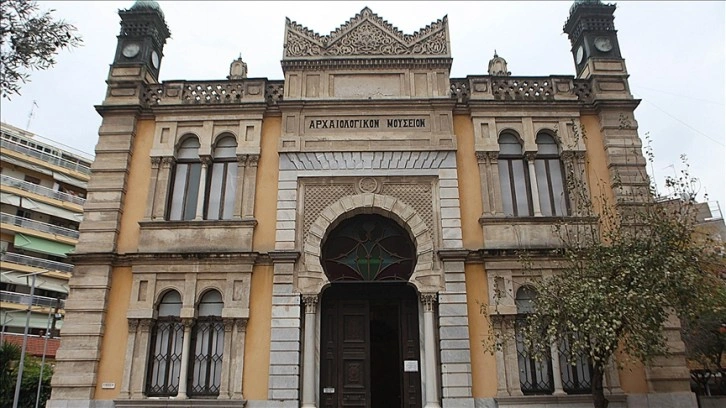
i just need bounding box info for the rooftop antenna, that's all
[26,100,38,130]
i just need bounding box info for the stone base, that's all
[494,394,627,408]
[626,392,697,408]
[443,397,476,408]
[47,401,115,408]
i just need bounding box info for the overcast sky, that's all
[1,1,724,210]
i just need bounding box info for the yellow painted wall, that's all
[94,119,154,398]
[453,114,497,396]
[580,114,648,393]
[94,266,133,398]
[242,116,281,397]
[117,119,154,254]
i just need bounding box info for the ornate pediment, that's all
[283,7,449,59]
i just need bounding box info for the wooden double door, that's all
[320,283,422,408]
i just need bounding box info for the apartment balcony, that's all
[0,213,80,240]
[1,252,74,274]
[0,290,65,309]
[1,175,86,206]
[0,138,91,176]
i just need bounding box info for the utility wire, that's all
[638,98,725,147]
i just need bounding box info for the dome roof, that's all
[569,0,603,15]
[129,0,164,17]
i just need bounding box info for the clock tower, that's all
[563,0,625,79]
[112,0,170,83]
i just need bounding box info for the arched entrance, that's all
[319,214,422,408]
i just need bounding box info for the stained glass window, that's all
[322,214,415,282]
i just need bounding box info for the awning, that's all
[0,270,69,294]
[0,155,53,177]
[0,192,21,206]
[13,234,74,257]
[19,197,81,222]
[0,310,63,330]
[52,171,87,190]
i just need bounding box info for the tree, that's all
[513,157,726,408]
[0,0,82,99]
[0,341,54,408]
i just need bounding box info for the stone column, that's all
[194,157,210,220]
[301,295,318,408]
[486,151,505,216]
[218,318,235,399]
[525,152,541,216]
[476,152,494,216]
[492,316,509,396]
[232,318,247,399]
[421,293,441,408]
[176,318,194,399]
[604,356,623,395]
[143,158,161,221]
[550,343,566,395]
[119,318,140,399]
[232,155,247,220]
[130,318,153,399]
[503,317,523,396]
[152,157,174,220]
[241,155,258,220]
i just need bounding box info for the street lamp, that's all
[5,269,49,408]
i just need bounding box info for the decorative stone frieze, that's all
[283,7,450,60]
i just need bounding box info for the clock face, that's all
[122,43,140,58]
[151,51,160,69]
[576,45,584,64]
[594,37,613,52]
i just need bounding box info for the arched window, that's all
[147,291,183,396]
[205,135,237,220]
[534,133,568,216]
[169,137,202,220]
[189,290,224,397]
[515,286,554,394]
[322,214,416,282]
[498,133,532,216]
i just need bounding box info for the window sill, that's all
[479,215,596,225]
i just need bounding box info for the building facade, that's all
[1,121,92,358]
[49,1,697,407]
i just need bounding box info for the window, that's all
[498,133,532,216]
[146,291,183,396]
[169,137,202,220]
[515,286,554,395]
[558,333,592,394]
[205,135,237,220]
[189,290,224,397]
[534,133,568,216]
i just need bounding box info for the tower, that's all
[113,0,170,83]
[564,0,624,79]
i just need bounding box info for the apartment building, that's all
[0,121,92,358]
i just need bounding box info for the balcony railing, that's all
[0,290,65,309]
[0,213,80,239]
[1,175,86,206]
[0,139,91,176]
[1,252,74,273]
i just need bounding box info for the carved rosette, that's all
[420,292,437,313]
[302,294,319,314]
